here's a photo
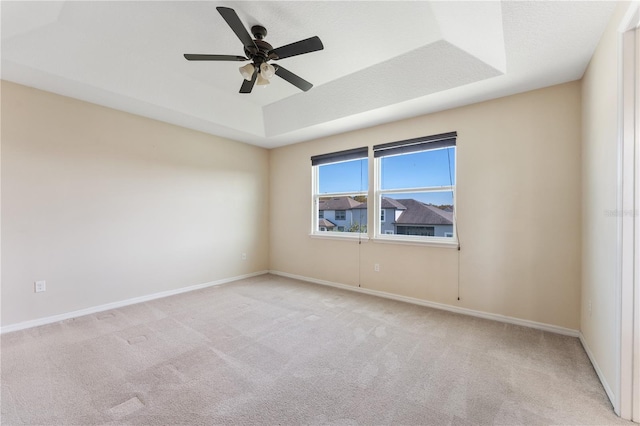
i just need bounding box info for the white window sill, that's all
[309,233,370,242]
[309,233,457,248]
[372,235,459,248]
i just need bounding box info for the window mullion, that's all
[317,191,368,197]
[374,157,382,237]
[378,186,454,195]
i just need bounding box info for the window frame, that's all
[373,134,458,247]
[310,138,458,247]
[311,148,369,240]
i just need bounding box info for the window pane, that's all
[381,192,454,238]
[318,195,367,233]
[381,147,455,190]
[319,158,368,194]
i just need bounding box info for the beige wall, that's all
[581,1,631,408]
[270,81,582,330]
[1,81,270,326]
[1,79,585,331]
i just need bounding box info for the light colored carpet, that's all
[1,274,631,425]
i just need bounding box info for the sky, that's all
[318,147,456,205]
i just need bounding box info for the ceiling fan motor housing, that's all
[246,38,276,66]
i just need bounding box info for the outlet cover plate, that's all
[35,280,46,293]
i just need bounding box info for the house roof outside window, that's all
[394,199,453,225]
[351,197,406,210]
[318,197,364,210]
[382,198,407,210]
[319,196,452,226]
[318,219,337,228]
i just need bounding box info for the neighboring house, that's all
[379,198,406,234]
[318,197,366,232]
[393,199,453,237]
[317,218,336,232]
[319,196,453,237]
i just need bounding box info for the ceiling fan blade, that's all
[240,69,258,94]
[270,36,324,60]
[274,65,313,92]
[184,54,247,61]
[216,7,257,52]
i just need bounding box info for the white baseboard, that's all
[579,332,618,413]
[269,270,580,338]
[1,270,269,334]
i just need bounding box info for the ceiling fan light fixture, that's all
[239,63,255,81]
[260,62,276,79]
[256,73,270,86]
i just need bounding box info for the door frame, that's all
[617,1,640,421]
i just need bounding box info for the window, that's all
[311,147,368,235]
[374,132,456,241]
[380,209,385,222]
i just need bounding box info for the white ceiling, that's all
[1,1,616,149]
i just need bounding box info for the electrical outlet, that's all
[374,263,380,272]
[34,280,46,293]
[241,253,247,261]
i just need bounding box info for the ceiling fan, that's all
[184,7,324,94]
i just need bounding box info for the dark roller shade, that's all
[373,132,457,158]
[311,146,368,166]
